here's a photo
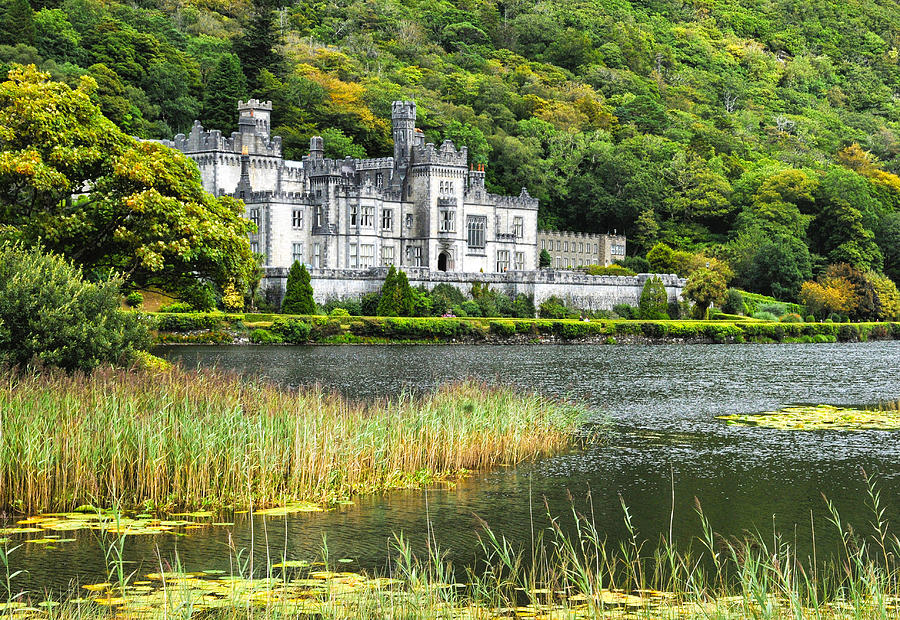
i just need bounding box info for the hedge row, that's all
[153,312,900,344]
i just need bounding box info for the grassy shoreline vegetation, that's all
[0,366,584,514]
[7,480,900,619]
[152,311,900,346]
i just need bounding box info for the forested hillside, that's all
[2,0,900,302]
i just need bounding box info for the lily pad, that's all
[718,404,900,431]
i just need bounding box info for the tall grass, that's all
[0,366,583,513]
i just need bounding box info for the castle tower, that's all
[238,99,273,140]
[392,101,416,167]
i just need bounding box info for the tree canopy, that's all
[0,65,256,299]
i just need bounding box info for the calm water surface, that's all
[9,342,900,594]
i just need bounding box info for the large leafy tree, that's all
[0,65,256,299]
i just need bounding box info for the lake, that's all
[7,341,900,595]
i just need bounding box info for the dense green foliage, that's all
[281,261,315,314]
[6,0,900,301]
[0,244,149,370]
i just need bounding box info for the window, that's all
[406,245,422,266]
[594,244,598,253]
[250,241,259,254]
[360,244,375,268]
[381,209,393,231]
[315,206,323,228]
[292,209,303,229]
[292,242,303,263]
[513,217,523,238]
[556,240,561,251]
[579,242,584,253]
[466,215,486,248]
[541,240,545,250]
[249,208,260,228]
[496,250,510,272]
[564,242,568,252]
[611,244,626,255]
[349,243,358,268]
[375,173,383,188]
[439,209,455,232]
[361,206,374,227]
[514,252,525,270]
[381,245,394,266]
[555,257,561,268]
[405,213,413,229]
[313,243,321,268]
[316,189,322,198]
[350,205,358,226]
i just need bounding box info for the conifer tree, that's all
[281,261,315,314]
[396,270,414,316]
[0,0,35,46]
[377,265,399,316]
[638,275,669,319]
[234,0,279,89]
[200,54,247,134]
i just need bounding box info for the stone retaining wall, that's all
[261,268,685,312]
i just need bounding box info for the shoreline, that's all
[151,312,900,346]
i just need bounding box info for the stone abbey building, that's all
[164,99,539,276]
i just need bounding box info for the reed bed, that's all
[0,366,583,513]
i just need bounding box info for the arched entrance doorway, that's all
[437,251,450,272]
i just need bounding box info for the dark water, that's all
[8,342,900,595]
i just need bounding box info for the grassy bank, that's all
[0,367,584,513]
[152,311,900,345]
[9,482,900,619]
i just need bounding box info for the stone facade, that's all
[538,230,626,268]
[163,100,538,280]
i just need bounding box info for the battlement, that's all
[489,188,539,210]
[391,100,416,119]
[240,190,310,203]
[170,120,282,157]
[238,99,273,112]
[411,141,468,167]
[356,157,394,171]
[539,229,626,241]
[304,156,346,176]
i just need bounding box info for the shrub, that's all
[780,313,803,323]
[155,313,225,332]
[805,315,816,323]
[430,283,466,315]
[0,244,149,371]
[752,311,779,321]
[460,300,481,317]
[638,276,669,319]
[360,292,380,316]
[159,302,194,313]
[613,303,636,319]
[647,242,676,273]
[539,296,569,319]
[758,302,787,317]
[584,264,636,276]
[683,268,727,319]
[617,256,651,273]
[271,317,312,343]
[322,299,362,316]
[329,307,351,319]
[125,291,144,308]
[250,328,283,344]
[722,289,744,315]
